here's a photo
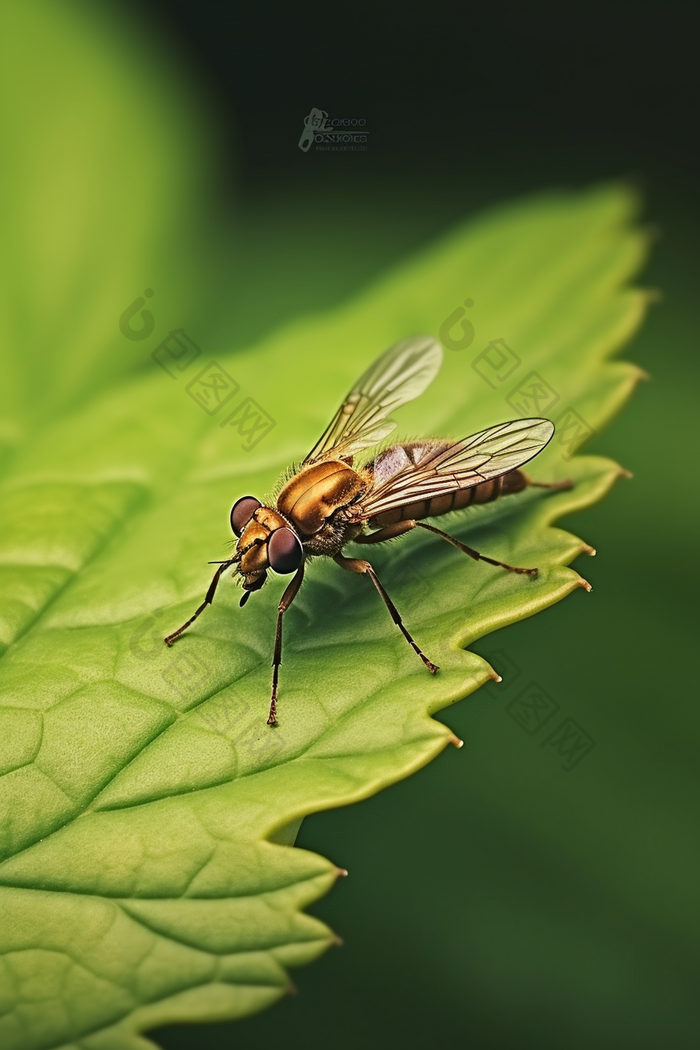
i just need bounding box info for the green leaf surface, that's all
[0,178,649,1049]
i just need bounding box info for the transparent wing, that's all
[355,418,555,520]
[303,335,443,464]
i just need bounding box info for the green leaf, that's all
[0,176,649,1048]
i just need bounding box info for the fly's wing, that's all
[303,335,443,464]
[355,418,555,521]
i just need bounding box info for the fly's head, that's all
[230,496,304,606]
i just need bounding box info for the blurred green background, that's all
[4,1,700,1047]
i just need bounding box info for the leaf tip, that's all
[450,734,464,749]
[336,867,349,878]
[490,671,503,684]
[579,577,593,593]
[581,544,597,557]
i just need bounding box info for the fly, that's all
[164,336,571,724]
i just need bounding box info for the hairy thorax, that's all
[276,458,370,555]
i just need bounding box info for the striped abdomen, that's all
[367,441,527,527]
[370,470,526,526]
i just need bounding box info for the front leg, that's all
[333,551,438,674]
[164,558,236,646]
[268,560,305,726]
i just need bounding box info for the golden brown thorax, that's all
[277,459,365,536]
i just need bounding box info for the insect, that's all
[164,335,571,725]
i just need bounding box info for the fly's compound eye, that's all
[268,527,303,574]
[230,496,261,536]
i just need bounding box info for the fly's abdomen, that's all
[371,469,527,525]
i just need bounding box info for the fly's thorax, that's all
[276,459,367,536]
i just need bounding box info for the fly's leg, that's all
[415,521,539,576]
[356,515,539,577]
[164,559,235,646]
[333,551,438,674]
[353,520,416,544]
[268,561,305,726]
